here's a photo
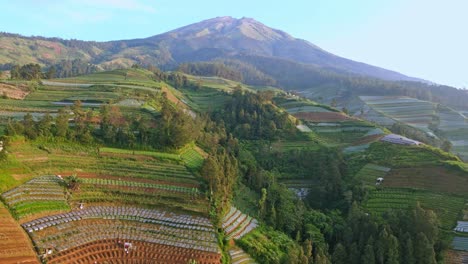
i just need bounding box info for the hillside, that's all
[0,68,466,263]
[0,17,419,83]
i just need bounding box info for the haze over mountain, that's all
[1,16,420,82]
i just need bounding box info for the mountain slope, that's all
[1,16,420,82]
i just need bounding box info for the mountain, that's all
[0,16,420,82]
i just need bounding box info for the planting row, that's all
[222,207,258,240]
[30,219,218,254]
[1,176,70,219]
[354,163,391,186]
[0,202,39,263]
[81,178,199,195]
[23,205,213,232]
[47,238,221,264]
[365,188,465,229]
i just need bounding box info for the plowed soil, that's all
[0,203,39,263]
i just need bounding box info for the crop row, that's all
[365,188,465,229]
[82,178,199,194]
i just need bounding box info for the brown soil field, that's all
[161,86,187,108]
[294,112,353,122]
[445,250,468,264]
[383,166,468,194]
[47,238,221,264]
[0,82,30,99]
[0,203,39,264]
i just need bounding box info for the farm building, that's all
[380,134,421,146]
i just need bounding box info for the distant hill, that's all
[0,16,420,82]
[3,16,468,110]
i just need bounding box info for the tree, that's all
[400,233,415,264]
[55,108,70,138]
[37,113,53,138]
[23,113,37,139]
[386,234,399,264]
[64,175,82,191]
[362,244,376,264]
[441,139,452,152]
[414,233,436,264]
[46,66,56,79]
[10,64,20,79]
[332,243,347,264]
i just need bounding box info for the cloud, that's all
[77,0,156,13]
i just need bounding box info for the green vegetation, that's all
[237,226,308,264]
[355,163,391,186]
[0,66,466,263]
[100,147,180,161]
[365,188,465,229]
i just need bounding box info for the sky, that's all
[1,0,467,88]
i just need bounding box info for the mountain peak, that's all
[164,16,292,42]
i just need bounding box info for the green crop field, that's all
[365,188,465,229]
[181,87,230,112]
[354,163,391,186]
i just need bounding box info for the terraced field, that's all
[46,239,220,264]
[453,237,468,251]
[230,247,257,264]
[0,202,38,264]
[222,207,258,240]
[0,68,162,131]
[364,188,465,229]
[354,163,391,186]
[1,176,69,219]
[445,250,468,264]
[181,87,230,112]
[23,206,219,262]
[359,95,468,161]
[0,137,220,262]
[382,166,468,195]
[359,96,435,133]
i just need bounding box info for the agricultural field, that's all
[445,250,468,264]
[0,136,225,262]
[180,86,230,112]
[229,247,257,264]
[452,237,468,251]
[359,96,435,133]
[354,163,391,186]
[222,206,258,240]
[23,206,219,263]
[359,95,468,161]
[364,188,465,229]
[0,202,38,263]
[1,176,69,220]
[278,96,385,148]
[0,68,163,133]
[382,166,468,195]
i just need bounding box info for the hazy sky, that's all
[1,0,466,88]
